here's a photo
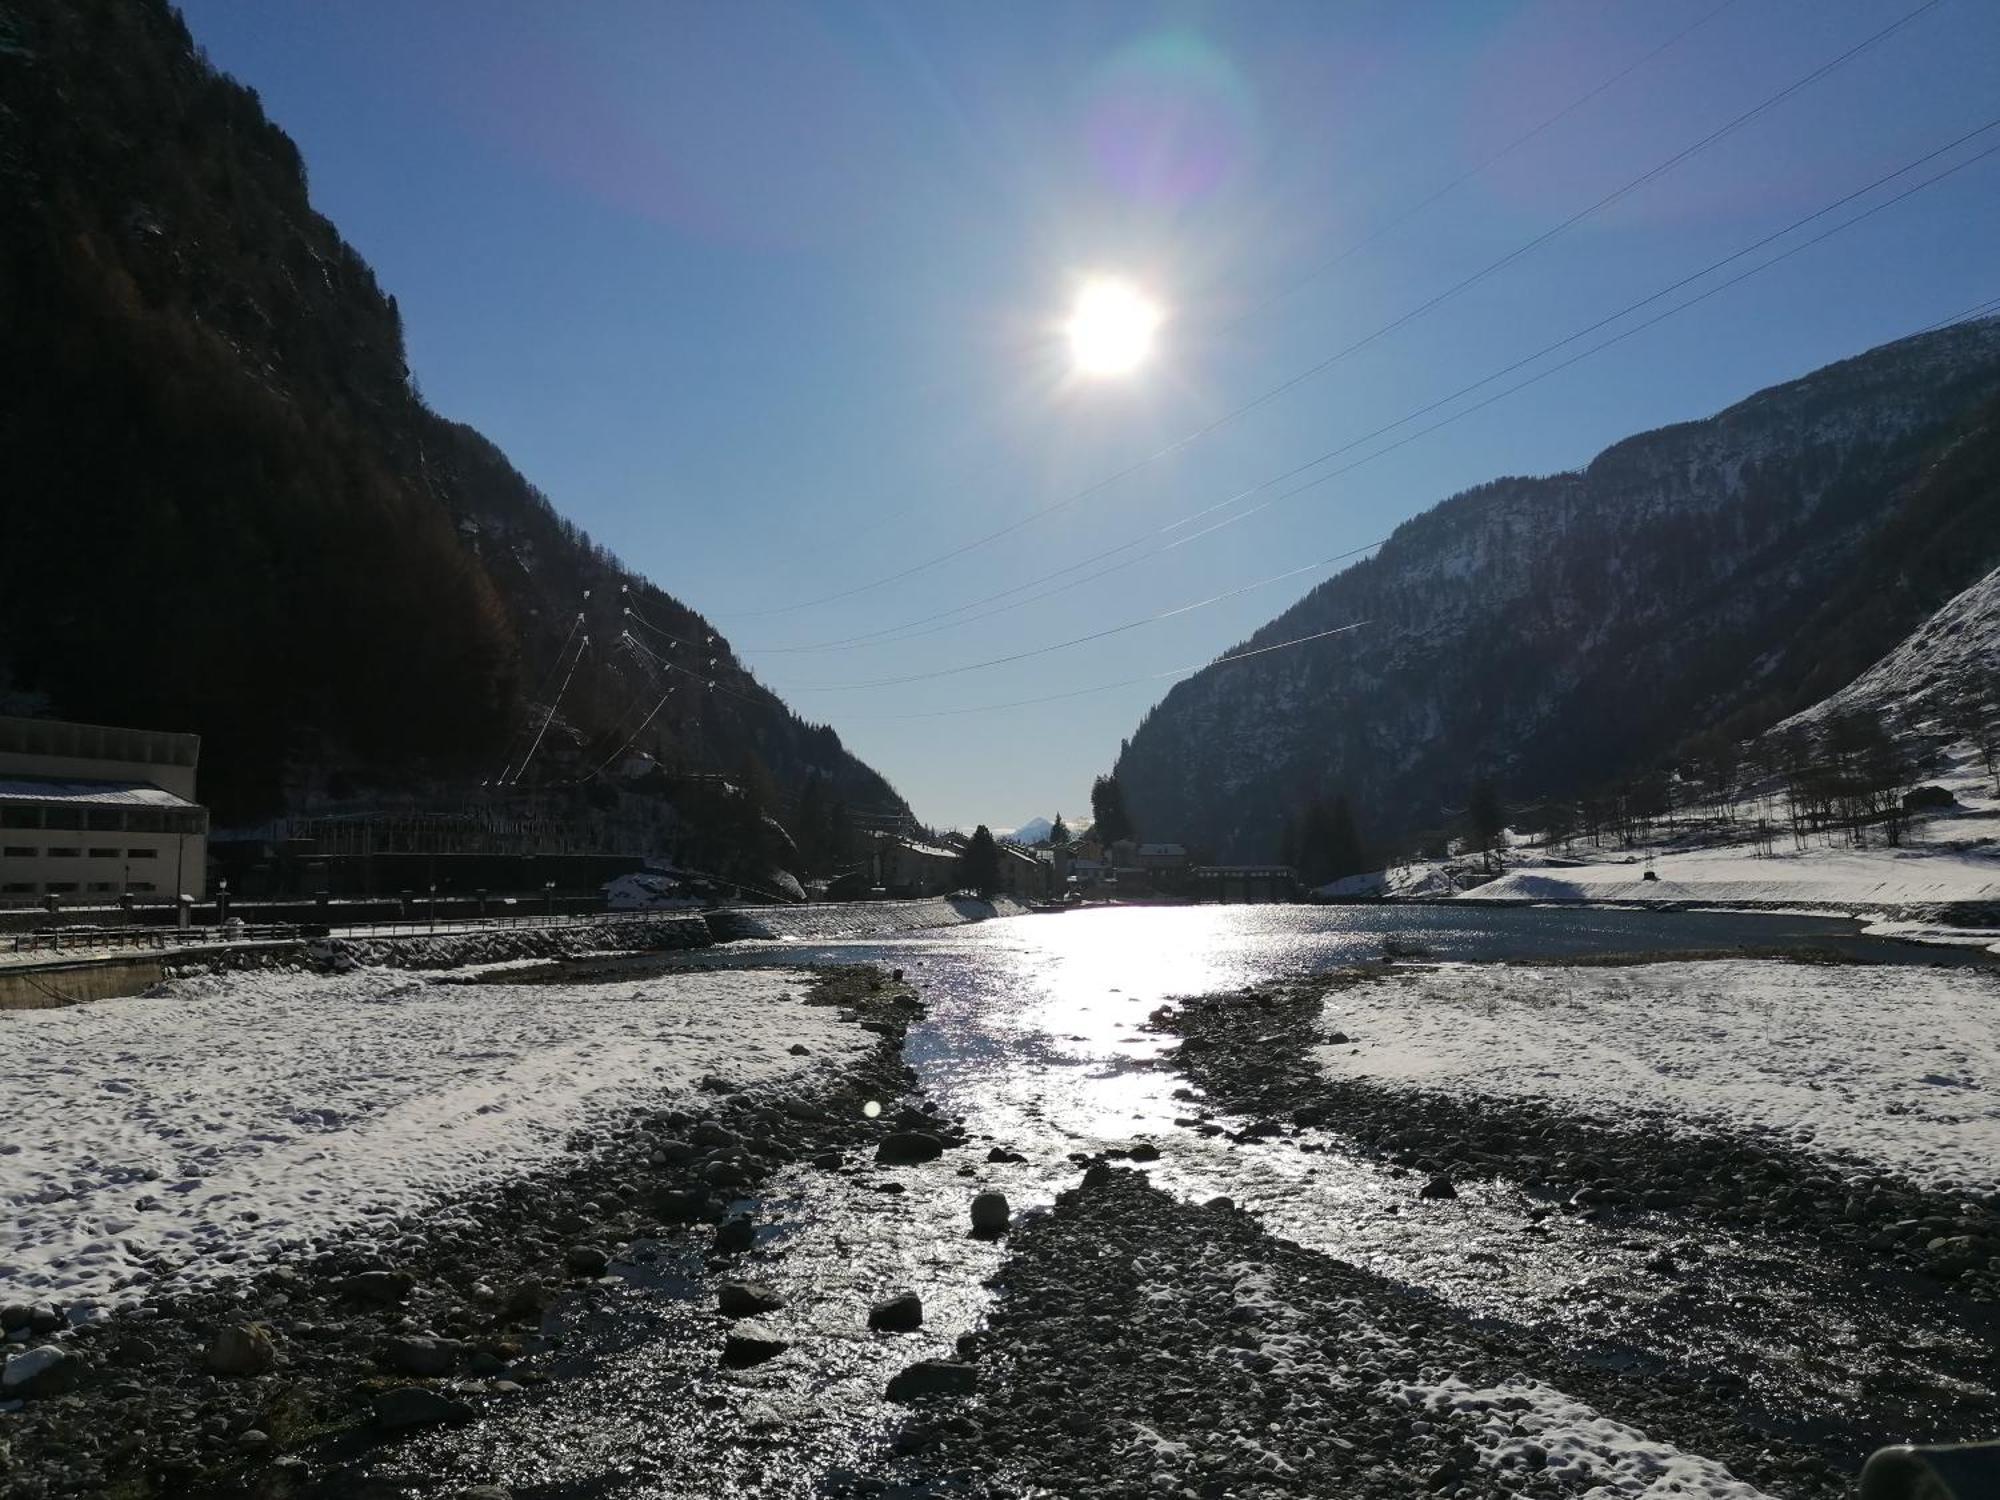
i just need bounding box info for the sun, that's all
[1066,276,1162,378]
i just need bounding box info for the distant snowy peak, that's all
[1000,817,1055,844]
[1782,561,2000,733]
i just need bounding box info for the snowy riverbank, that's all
[1314,960,2000,1193]
[0,963,873,1310]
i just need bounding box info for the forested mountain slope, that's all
[1113,320,2000,858]
[0,0,905,832]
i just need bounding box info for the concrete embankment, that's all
[707,894,1031,942]
[0,896,1032,1007]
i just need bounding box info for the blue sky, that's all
[179,0,2000,831]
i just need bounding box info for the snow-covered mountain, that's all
[1001,817,1056,845]
[1781,562,2000,735]
[1114,321,2000,858]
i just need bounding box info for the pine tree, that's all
[1049,812,1070,847]
[961,825,1002,897]
[1090,775,1136,844]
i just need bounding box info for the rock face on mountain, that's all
[1114,321,2000,858]
[0,0,905,832]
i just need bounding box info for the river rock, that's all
[204,1324,277,1376]
[715,1215,758,1254]
[718,1282,785,1318]
[652,1188,709,1222]
[1128,1141,1161,1163]
[877,1131,945,1166]
[970,1192,1010,1235]
[381,1335,467,1377]
[1,1346,83,1399]
[565,1244,610,1277]
[869,1292,924,1332]
[372,1385,474,1430]
[24,1303,63,1335]
[722,1321,788,1366]
[886,1359,976,1402]
[986,1146,1027,1164]
[340,1269,414,1305]
[1420,1176,1458,1200]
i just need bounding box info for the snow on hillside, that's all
[1001,817,1055,844]
[1778,560,2000,735]
[1317,960,2000,1191]
[0,965,868,1311]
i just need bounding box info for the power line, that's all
[790,543,1384,692]
[781,142,2000,701]
[1224,0,1743,334]
[506,629,590,783]
[750,114,2000,659]
[786,1,1738,566]
[881,621,1373,720]
[733,0,1942,622]
[873,281,2000,724]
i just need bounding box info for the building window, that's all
[127,848,158,859]
[3,846,33,858]
[43,882,78,894]
[87,882,115,893]
[0,809,37,829]
[89,847,119,859]
[47,846,80,858]
[1,882,33,894]
[130,882,156,893]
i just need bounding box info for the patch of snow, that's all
[1384,1374,1779,1498]
[1318,960,2000,1190]
[0,964,866,1311]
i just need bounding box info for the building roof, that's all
[0,776,199,809]
[1137,843,1187,856]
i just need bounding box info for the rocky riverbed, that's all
[8,912,1997,1499]
[0,967,947,1499]
[898,1166,1851,1499]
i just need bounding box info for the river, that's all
[342,904,1996,1497]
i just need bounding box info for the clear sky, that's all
[178,0,2000,832]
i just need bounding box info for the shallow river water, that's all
[352,904,1995,1497]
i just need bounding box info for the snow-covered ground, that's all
[1384,1376,1778,1499]
[1316,960,2000,1191]
[1320,745,2000,917]
[0,964,868,1311]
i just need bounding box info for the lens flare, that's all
[1066,277,1163,378]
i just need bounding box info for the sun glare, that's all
[1067,276,1162,378]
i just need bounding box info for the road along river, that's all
[336,904,2000,1499]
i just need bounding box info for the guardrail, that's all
[3,906,694,958]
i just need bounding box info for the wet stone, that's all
[869,1292,924,1332]
[722,1321,789,1367]
[718,1282,785,1319]
[970,1191,1011,1235]
[886,1359,977,1402]
[877,1131,946,1166]
[372,1385,474,1430]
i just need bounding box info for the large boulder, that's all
[969,1192,1010,1235]
[722,1321,788,1367]
[372,1386,474,1430]
[717,1282,785,1319]
[1,1346,83,1399]
[204,1324,277,1376]
[380,1335,467,1378]
[876,1132,945,1166]
[886,1359,976,1402]
[868,1292,923,1332]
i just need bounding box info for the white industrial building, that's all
[0,715,209,902]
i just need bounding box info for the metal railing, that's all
[3,904,713,958]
